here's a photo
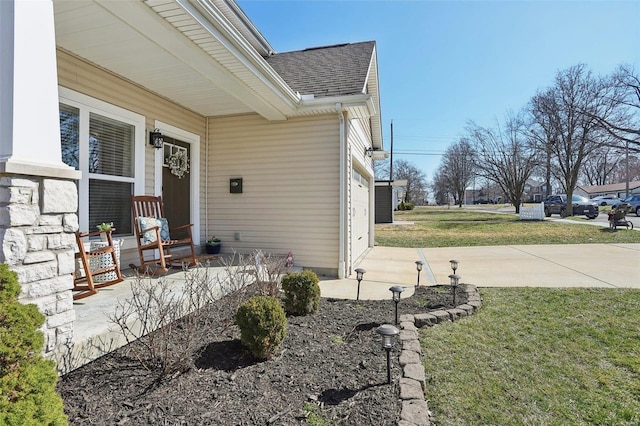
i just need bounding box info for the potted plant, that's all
[205,236,222,255]
[96,222,114,242]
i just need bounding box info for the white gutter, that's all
[184,0,300,109]
[337,103,346,278]
[221,0,275,56]
[300,94,376,117]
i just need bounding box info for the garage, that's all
[352,168,371,262]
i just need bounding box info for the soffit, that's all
[53,0,295,120]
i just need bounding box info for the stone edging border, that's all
[396,284,482,426]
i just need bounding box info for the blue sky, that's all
[238,0,640,181]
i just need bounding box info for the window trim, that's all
[59,87,145,235]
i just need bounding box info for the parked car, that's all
[543,194,599,219]
[590,195,621,206]
[620,194,640,216]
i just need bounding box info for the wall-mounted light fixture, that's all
[149,128,164,149]
[365,147,374,158]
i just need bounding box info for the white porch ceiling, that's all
[53,0,297,120]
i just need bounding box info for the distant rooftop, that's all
[266,41,375,98]
[579,180,640,194]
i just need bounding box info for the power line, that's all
[394,150,446,156]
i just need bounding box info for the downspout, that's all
[337,103,346,278]
[205,118,209,242]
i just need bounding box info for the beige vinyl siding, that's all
[208,114,340,274]
[57,49,207,266]
[347,120,374,272]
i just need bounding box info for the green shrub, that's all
[404,202,415,210]
[235,296,287,360]
[0,264,67,425]
[281,270,321,316]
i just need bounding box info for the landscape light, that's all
[450,259,459,274]
[389,286,405,325]
[415,260,425,287]
[449,274,460,305]
[375,324,400,384]
[355,268,366,301]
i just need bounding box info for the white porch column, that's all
[0,0,77,178]
[0,0,80,361]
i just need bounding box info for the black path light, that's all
[375,324,400,384]
[449,274,460,305]
[355,268,366,301]
[389,286,405,325]
[415,260,425,287]
[449,259,459,275]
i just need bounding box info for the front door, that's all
[162,137,191,240]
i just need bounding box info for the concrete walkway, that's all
[319,243,640,300]
[65,242,639,371]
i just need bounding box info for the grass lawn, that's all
[375,207,640,247]
[421,287,640,425]
[378,207,640,424]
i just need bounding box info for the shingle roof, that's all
[266,41,375,98]
[579,180,640,194]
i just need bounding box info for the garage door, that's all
[352,168,370,262]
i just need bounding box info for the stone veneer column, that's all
[1,0,82,357]
[0,177,79,353]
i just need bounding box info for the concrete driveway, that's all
[319,244,640,300]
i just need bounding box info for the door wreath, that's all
[167,150,190,179]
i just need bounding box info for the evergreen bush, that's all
[235,296,287,360]
[281,270,321,316]
[0,264,67,425]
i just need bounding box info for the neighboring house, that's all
[523,179,545,202]
[577,181,640,199]
[1,0,383,357]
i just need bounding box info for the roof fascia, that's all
[300,94,383,150]
[367,46,383,150]
[184,0,300,112]
[217,0,276,56]
[299,94,376,117]
[94,0,292,120]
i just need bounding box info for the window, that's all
[59,88,144,236]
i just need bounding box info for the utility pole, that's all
[626,140,630,198]
[390,120,394,181]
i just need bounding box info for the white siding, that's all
[57,50,207,267]
[208,114,340,274]
[347,119,375,272]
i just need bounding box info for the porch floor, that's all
[62,247,429,372]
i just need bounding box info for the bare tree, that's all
[393,159,428,204]
[373,158,390,180]
[529,65,615,215]
[592,65,640,150]
[610,154,640,183]
[431,168,447,205]
[467,112,538,213]
[580,145,623,185]
[437,139,475,207]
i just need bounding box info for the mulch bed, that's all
[58,285,464,425]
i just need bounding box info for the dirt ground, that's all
[58,285,463,425]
